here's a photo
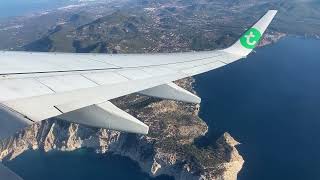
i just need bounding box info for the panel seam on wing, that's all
[34,78,57,93]
[80,74,100,86]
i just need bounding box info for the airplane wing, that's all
[0,10,277,141]
[0,10,277,179]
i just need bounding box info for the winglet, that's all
[223,10,278,57]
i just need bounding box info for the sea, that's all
[4,37,320,180]
[0,0,70,18]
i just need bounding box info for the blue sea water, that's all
[0,0,69,18]
[4,37,320,180]
[194,37,320,180]
[5,149,173,180]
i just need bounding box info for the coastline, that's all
[0,77,244,180]
[0,32,289,180]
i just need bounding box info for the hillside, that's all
[1,0,319,51]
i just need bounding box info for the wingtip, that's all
[223,9,278,56]
[140,125,149,135]
[268,10,278,16]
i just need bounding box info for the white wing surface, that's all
[0,10,277,140]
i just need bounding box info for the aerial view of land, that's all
[0,0,319,52]
[0,0,320,180]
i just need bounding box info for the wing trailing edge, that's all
[139,82,201,104]
[58,101,149,135]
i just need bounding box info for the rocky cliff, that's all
[0,78,244,180]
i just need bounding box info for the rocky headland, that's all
[0,78,244,180]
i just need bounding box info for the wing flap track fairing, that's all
[139,82,201,104]
[57,101,149,135]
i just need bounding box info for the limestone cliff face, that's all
[0,120,120,160]
[0,78,243,180]
[211,133,244,180]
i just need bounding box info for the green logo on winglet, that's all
[240,28,262,49]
